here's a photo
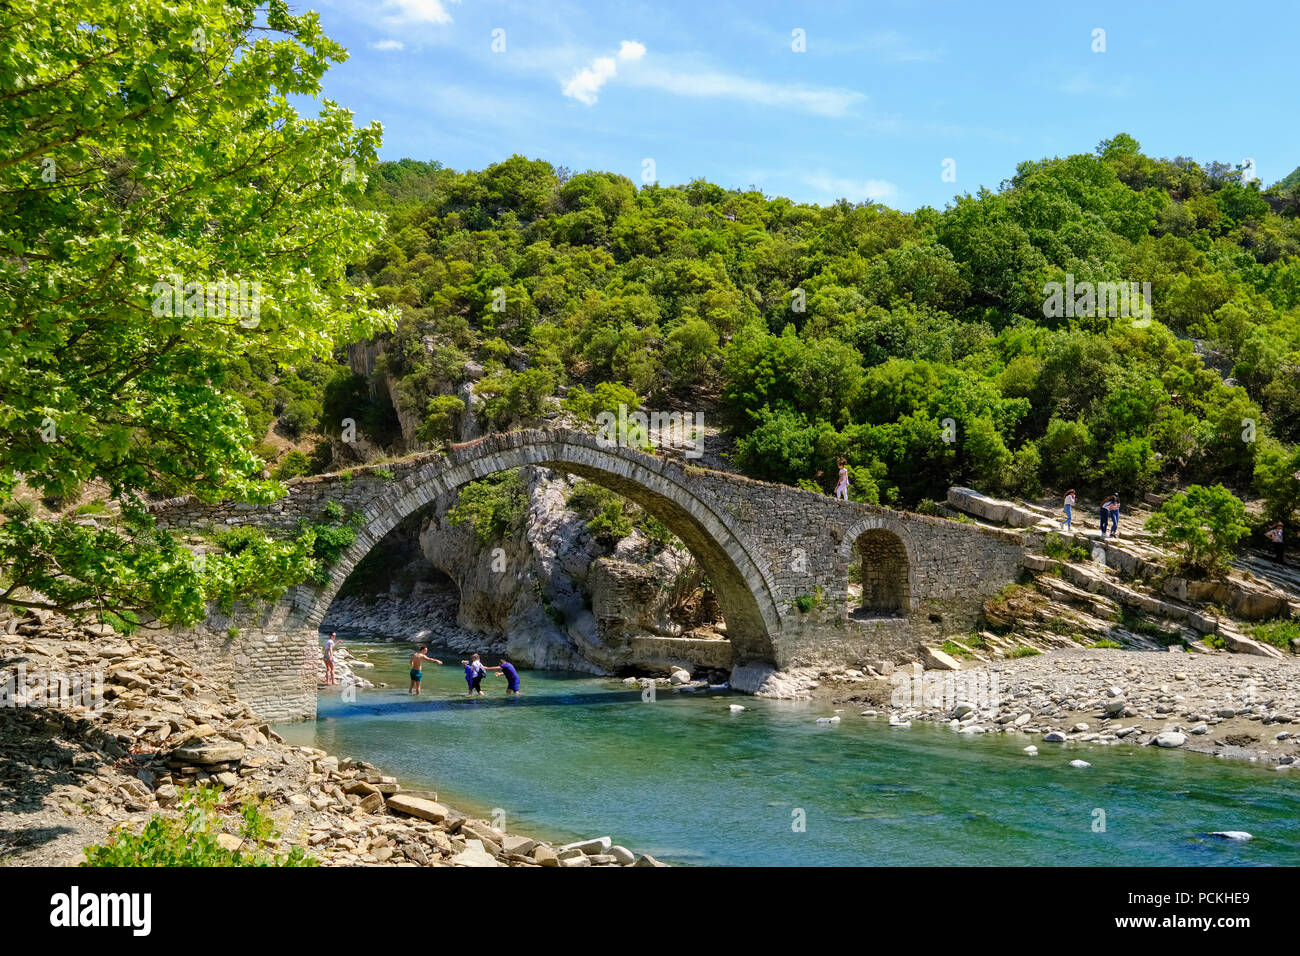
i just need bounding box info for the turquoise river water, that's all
[275,641,1300,866]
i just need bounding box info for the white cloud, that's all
[561,40,647,106]
[860,31,940,63]
[557,39,863,117]
[369,39,405,51]
[381,0,458,26]
[628,67,865,118]
[803,172,898,204]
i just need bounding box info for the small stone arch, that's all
[837,515,918,616]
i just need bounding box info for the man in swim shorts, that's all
[408,647,443,695]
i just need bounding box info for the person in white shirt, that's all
[1266,522,1285,564]
[1062,489,1076,531]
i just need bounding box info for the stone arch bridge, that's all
[150,428,1027,720]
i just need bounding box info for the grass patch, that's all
[1042,532,1090,563]
[1009,646,1042,659]
[1248,619,1300,652]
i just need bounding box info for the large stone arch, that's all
[285,433,785,666]
[836,514,919,615]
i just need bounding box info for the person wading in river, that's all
[408,647,443,696]
[462,653,488,697]
[490,655,521,696]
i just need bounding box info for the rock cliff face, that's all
[321,464,724,676]
[412,468,721,674]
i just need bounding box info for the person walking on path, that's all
[1062,489,1076,531]
[408,647,443,695]
[323,633,339,686]
[833,458,850,501]
[1099,496,1114,537]
[1108,493,1121,538]
[1266,522,1285,564]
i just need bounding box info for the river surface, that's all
[276,641,1300,866]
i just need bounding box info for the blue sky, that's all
[305,0,1300,211]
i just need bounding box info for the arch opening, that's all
[852,528,910,616]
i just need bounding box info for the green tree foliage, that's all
[353,133,1299,509]
[1145,484,1250,576]
[566,481,634,542]
[417,394,466,443]
[0,0,392,624]
[447,471,528,544]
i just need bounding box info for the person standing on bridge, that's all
[1062,489,1076,531]
[409,647,443,695]
[1266,522,1285,564]
[834,458,850,501]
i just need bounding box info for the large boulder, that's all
[386,794,451,823]
[171,740,245,765]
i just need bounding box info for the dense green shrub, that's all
[1145,484,1249,575]
[83,786,315,867]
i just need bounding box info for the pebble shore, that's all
[822,648,1300,766]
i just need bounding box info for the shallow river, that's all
[275,641,1300,866]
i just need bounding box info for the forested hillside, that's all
[264,137,1300,526]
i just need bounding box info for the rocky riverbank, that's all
[0,610,664,867]
[321,587,502,657]
[816,648,1300,767]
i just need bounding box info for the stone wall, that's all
[157,606,318,723]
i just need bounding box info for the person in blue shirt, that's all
[492,655,521,696]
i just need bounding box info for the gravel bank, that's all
[822,648,1300,767]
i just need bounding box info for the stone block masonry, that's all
[150,429,1028,718]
